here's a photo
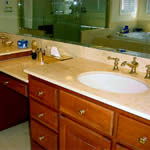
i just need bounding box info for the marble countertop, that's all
[0,46,31,56]
[0,56,41,83]
[0,55,150,120]
[24,58,150,120]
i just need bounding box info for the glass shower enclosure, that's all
[19,0,108,42]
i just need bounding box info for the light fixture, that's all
[73,0,78,5]
[18,1,22,6]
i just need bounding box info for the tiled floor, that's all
[0,122,31,150]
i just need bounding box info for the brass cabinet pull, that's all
[38,136,45,141]
[79,109,85,115]
[37,91,44,96]
[139,136,147,144]
[3,81,9,85]
[38,113,44,118]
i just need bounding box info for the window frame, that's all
[146,0,150,14]
[120,0,137,16]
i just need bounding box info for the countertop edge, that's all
[0,69,28,83]
[0,48,32,56]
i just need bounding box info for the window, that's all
[147,0,150,14]
[120,0,137,16]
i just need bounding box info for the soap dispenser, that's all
[31,40,37,60]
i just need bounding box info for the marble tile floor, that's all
[0,121,31,150]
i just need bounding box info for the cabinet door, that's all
[59,116,111,150]
[0,85,28,131]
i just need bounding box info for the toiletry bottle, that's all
[32,49,37,60]
[31,40,37,50]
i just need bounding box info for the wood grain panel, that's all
[59,116,111,150]
[31,119,58,150]
[30,99,58,132]
[116,144,130,150]
[60,90,114,136]
[117,115,150,150]
[29,76,58,109]
[0,72,28,96]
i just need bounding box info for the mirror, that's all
[0,0,150,58]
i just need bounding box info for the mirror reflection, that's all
[0,0,150,57]
[19,0,108,43]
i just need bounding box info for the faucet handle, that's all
[145,65,150,79]
[107,56,120,71]
[146,65,150,69]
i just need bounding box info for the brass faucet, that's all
[121,57,138,74]
[37,48,45,65]
[107,56,120,71]
[0,32,8,43]
[145,65,150,79]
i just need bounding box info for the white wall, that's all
[109,0,138,31]
[24,0,33,28]
[0,0,19,33]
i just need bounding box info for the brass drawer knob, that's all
[37,91,44,96]
[3,81,9,85]
[38,113,44,118]
[139,136,147,144]
[79,109,85,115]
[38,136,45,141]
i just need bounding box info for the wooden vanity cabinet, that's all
[59,116,111,150]
[0,72,29,131]
[28,75,150,150]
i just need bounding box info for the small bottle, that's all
[32,49,37,60]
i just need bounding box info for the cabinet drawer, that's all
[60,90,114,136]
[31,140,45,150]
[31,119,58,150]
[117,115,150,150]
[30,99,58,132]
[29,77,58,109]
[0,73,27,97]
[116,144,130,150]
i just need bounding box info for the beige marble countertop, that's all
[0,56,41,83]
[24,58,150,120]
[0,55,150,120]
[0,46,31,56]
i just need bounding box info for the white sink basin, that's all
[78,72,148,94]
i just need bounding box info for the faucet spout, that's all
[121,57,138,74]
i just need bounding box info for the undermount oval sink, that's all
[78,72,148,94]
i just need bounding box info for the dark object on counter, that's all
[133,28,143,32]
[121,25,129,34]
[32,50,37,60]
